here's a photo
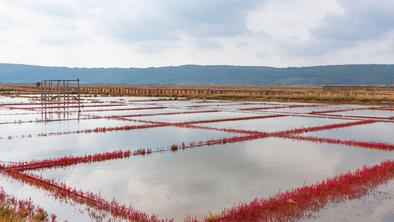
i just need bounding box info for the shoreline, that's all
[1,83,394,105]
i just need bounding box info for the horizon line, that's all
[0,62,393,70]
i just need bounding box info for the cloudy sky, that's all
[0,0,393,67]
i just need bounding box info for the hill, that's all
[0,64,393,85]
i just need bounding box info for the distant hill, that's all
[0,63,393,85]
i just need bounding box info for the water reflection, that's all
[302,180,394,222]
[34,138,394,220]
[305,122,394,144]
[1,95,393,221]
[0,175,93,221]
[0,127,235,161]
[197,115,350,133]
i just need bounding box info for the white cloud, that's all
[246,0,342,41]
[0,0,393,67]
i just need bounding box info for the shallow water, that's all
[304,122,394,144]
[130,110,263,123]
[0,118,141,138]
[0,126,235,162]
[302,180,394,222]
[335,109,394,118]
[32,138,394,220]
[0,95,393,221]
[196,115,351,133]
[0,176,94,221]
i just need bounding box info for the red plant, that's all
[2,133,269,171]
[272,119,376,136]
[310,106,394,115]
[42,105,166,116]
[3,170,171,222]
[181,124,263,135]
[0,109,222,126]
[285,135,394,151]
[2,98,394,222]
[4,150,393,222]
[5,103,126,111]
[189,160,394,222]
[1,101,88,106]
[5,150,132,171]
[99,109,220,122]
[0,187,55,221]
[0,106,167,117]
[176,114,286,125]
[309,107,367,114]
[2,123,165,140]
[319,113,391,121]
[368,107,394,111]
[240,104,319,111]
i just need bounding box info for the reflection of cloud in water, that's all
[302,180,394,222]
[306,122,394,145]
[36,138,394,220]
[0,176,92,221]
[2,97,394,221]
[336,110,394,118]
[243,138,338,177]
[198,116,350,133]
[0,126,235,161]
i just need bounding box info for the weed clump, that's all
[170,144,178,152]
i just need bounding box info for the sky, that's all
[0,0,393,68]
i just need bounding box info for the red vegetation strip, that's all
[5,150,133,171]
[312,106,394,114]
[64,106,166,114]
[318,113,392,121]
[3,133,267,171]
[38,123,163,136]
[0,117,85,126]
[0,101,89,106]
[279,113,372,122]
[98,109,220,121]
[40,106,166,115]
[184,120,385,150]
[0,187,56,221]
[308,107,394,120]
[308,107,367,114]
[192,160,394,222]
[127,118,264,135]
[179,124,264,135]
[273,120,376,136]
[240,104,319,111]
[0,109,217,126]
[1,123,164,140]
[4,170,170,222]
[182,134,269,149]
[5,103,126,111]
[0,106,166,117]
[368,107,394,111]
[127,98,189,103]
[6,151,394,222]
[285,135,394,151]
[175,114,286,125]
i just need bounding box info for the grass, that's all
[146,89,394,105]
[193,92,394,104]
[3,84,394,105]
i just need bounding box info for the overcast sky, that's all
[0,0,393,67]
